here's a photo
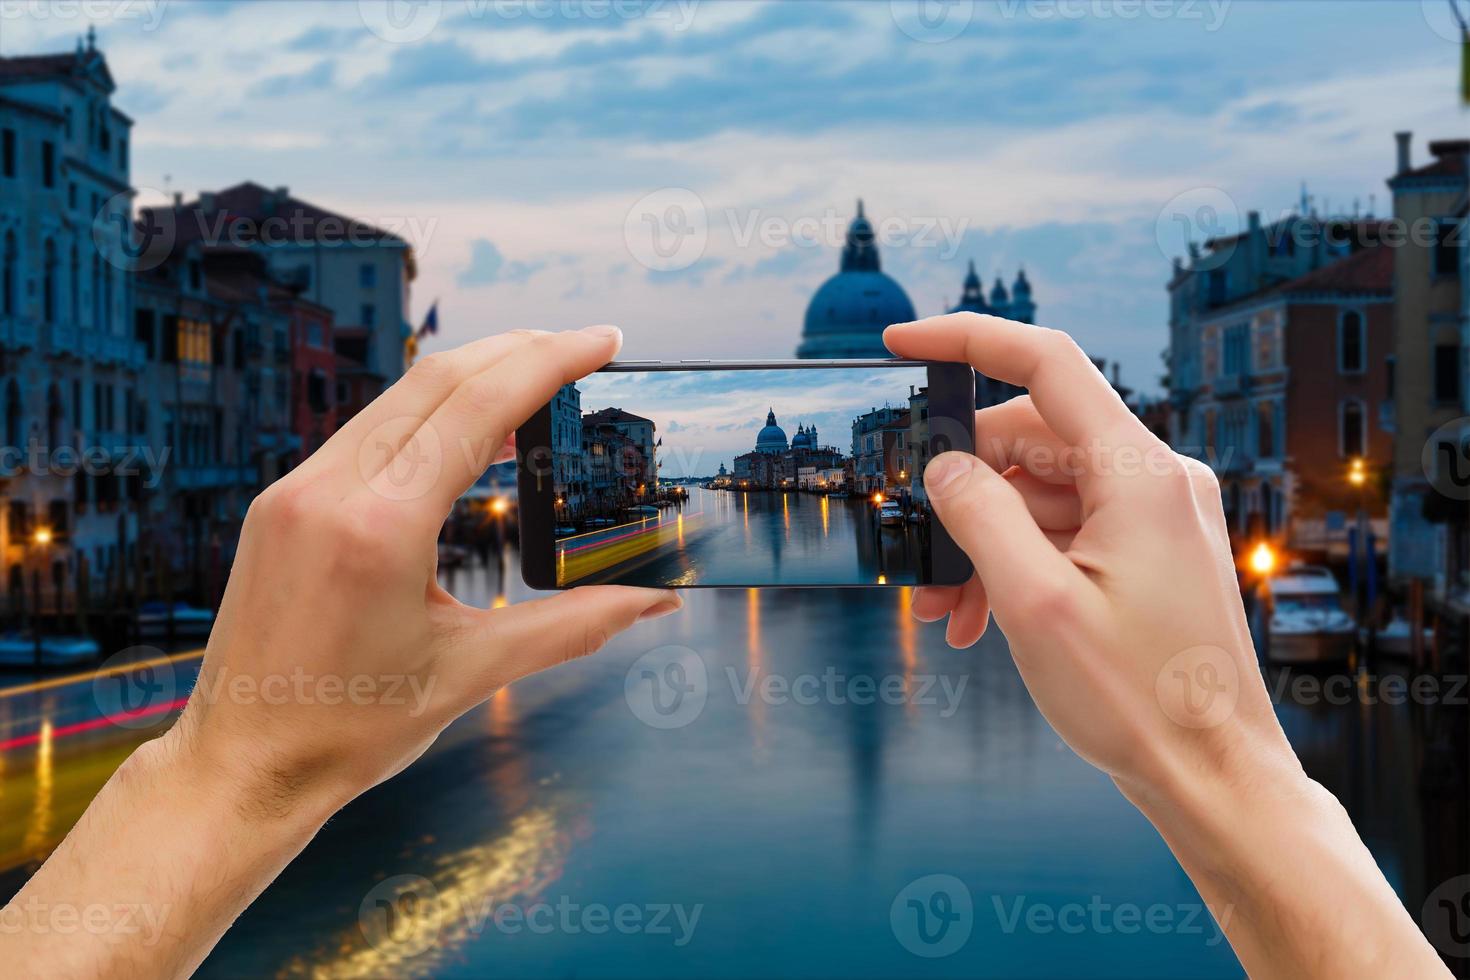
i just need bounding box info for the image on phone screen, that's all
[518,363,975,589]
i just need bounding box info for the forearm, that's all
[1120,759,1449,979]
[0,729,333,979]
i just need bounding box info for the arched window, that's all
[92,253,102,330]
[1339,399,1366,458]
[102,263,112,332]
[42,239,57,324]
[1338,310,1365,374]
[1,231,15,318]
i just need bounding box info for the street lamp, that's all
[32,526,53,547]
[1347,456,1366,488]
[1247,540,1277,577]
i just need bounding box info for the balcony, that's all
[175,465,258,491]
[47,322,81,358]
[1210,372,1250,397]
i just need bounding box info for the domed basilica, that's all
[796,201,1036,362]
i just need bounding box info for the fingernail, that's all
[583,324,623,344]
[638,595,683,622]
[925,452,974,498]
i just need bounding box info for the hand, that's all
[885,314,1449,980]
[169,325,682,818]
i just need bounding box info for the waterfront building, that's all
[1385,134,1469,597]
[550,382,584,515]
[580,407,656,512]
[906,386,930,502]
[850,406,906,494]
[731,409,843,488]
[755,409,788,454]
[1167,204,1395,555]
[0,36,144,612]
[142,181,416,421]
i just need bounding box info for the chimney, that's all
[274,186,290,203]
[1247,210,1261,233]
[172,191,182,207]
[199,191,216,212]
[1395,131,1411,176]
[1111,362,1121,388]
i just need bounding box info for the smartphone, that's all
[517,359,976,589]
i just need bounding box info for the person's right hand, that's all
[886,313,1293,798]
[885,314,1451,980]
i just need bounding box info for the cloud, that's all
[456,239,545,287]
[247,59,337,99]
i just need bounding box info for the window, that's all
[1,129,14,178]
[162,314,179,363]
[1222,323,1249,375]
[1434,219,1462,278]
[1433,344,1462,404]
[63,107,73,139]
[68,182,77,210]
[43,239,57,324]
[1207,269,1228,306]
[134,309,155,359]
[1,231,15,317]
[1339,400,1365,458]
[119,138,127,170]
[360,304,376,328]
[1256,401,1276,458]
[359,263,376,289]
[307,369,330,414]
[306,321,324,348]
[1338,311,1365,373]
[41,141,55,188]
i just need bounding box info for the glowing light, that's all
[1347,457,1367,488]
[489,497,510,516]
[872,492,885,504]
[31,527,52,547]
[1248,541,1277,577]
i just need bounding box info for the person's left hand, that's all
[168,326,682,818]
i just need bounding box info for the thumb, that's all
[449,586,682,706]
[924,451,1080,627]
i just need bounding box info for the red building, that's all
[278,295,336,463]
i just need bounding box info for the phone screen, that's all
[522,363,971,589]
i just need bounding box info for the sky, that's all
[577,365,929,477]
[4,0,1463,396]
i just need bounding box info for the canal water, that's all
[161,558,1452,979]
[561,488,925,588]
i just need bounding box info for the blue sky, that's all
[6,1,1463,395]
[577,365,929,476]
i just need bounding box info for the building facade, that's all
[1,38,144,611]
[1168,206,1395,554]
[1386,133,1469,596]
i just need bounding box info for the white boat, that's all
[1266,565,1355,664]
[0,632,101,668]
[137,601,215,639]
[879,501,905,526]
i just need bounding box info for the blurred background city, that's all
[0,1,1466,976]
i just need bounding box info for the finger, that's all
[924,450,1093,635]
[884,314,1154,470]
[912,585,960,623]
[445,586,682,707]
[944,573,991,649]
[1006,469,1082,531]
[311,330,548,483]
[975,396,1076,487]
[371,325,623,519]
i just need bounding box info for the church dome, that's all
[791,424,813,449]
[756,409,789,454]
[798,201,916,359]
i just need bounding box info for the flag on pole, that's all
[416,301,439,339]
